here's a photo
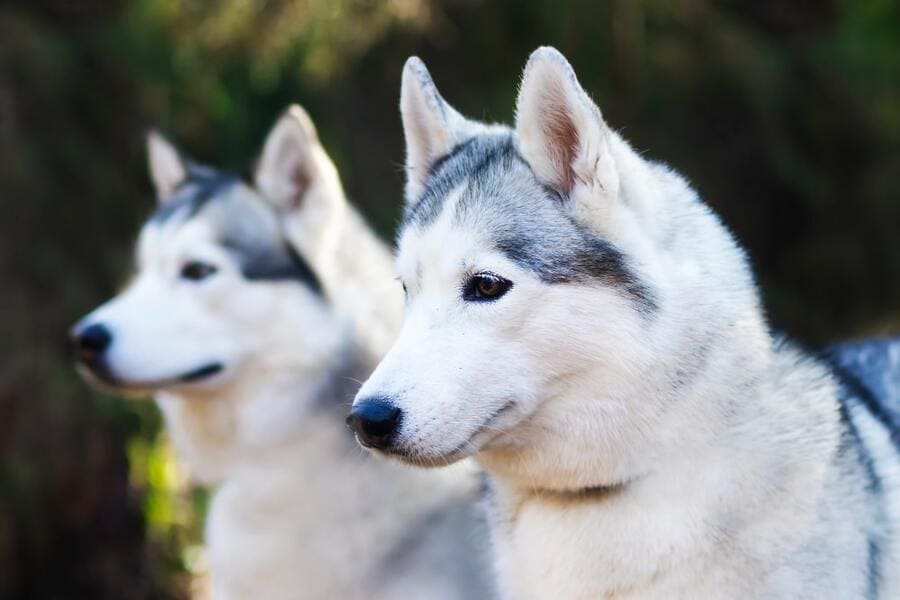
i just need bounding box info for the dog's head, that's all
[350,49,767,489]
[71,107,346,402]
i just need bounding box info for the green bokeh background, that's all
[2,1,898,597]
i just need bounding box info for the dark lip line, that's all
[79,361,224,392]
[386,399,517,466]
[179,363,224,382]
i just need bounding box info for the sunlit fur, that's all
[74,108,494,600]
[355,49,900,598]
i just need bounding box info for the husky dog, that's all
[71,107,493,600]
[349,48,900,599]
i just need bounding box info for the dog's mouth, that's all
[178,363,225,382]
[390,400,518,468]
[76,360,225,393]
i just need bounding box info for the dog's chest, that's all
[485,486,757,600]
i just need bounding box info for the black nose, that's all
[346,399,402,450]
[71,323,112,364]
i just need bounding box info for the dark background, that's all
[2,1,898,597]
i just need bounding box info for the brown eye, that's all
[464,273,512,302]
[180,261,218,281]
[477,278,503,297]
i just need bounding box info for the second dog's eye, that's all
[463,273,512,302]
[180,261,218,282]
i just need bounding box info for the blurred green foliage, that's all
[1,0,898,597]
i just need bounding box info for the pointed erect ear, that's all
[146,130,187,202]
[515,47,613,196]
[255,105,323,211]
[400,56,468,204]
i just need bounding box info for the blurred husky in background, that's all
[349,48,900,599]
[71,106,493,600]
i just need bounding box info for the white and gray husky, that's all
[349,48,900,599]
[71,107,493,599]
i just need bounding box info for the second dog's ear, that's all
[400,57,468,204]
[255,105,325,212]
[146,130,187,201]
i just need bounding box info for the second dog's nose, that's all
[71,323,112,364]
[346,399,402,450]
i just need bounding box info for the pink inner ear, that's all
[272,134,312,209]
[539,88,579,194]
[287,162,310,209]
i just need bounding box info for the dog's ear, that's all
[515,47,614,197]
[146,130,187,201]
[400,56,468,204]
[255,105,324,212]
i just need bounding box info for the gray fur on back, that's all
[827,338,900,436]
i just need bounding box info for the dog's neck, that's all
[478,318,776,493]
[289,201,403,365]
[476,338,846,597]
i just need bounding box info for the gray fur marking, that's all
[829,339,900,599]
[151,164,241,224]
[404,132,656,311]
[222,231,322,294]
[828,339,900,432]
[150,164,322,294]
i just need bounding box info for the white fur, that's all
[356,48,900,598]
[76,108,493,599]
[515,48,614,198]
[147,130,187,199]
[257,107,401,360]
[400,57,503,202]
[401,57,460,202]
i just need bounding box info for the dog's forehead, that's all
[396,131,559,270]
[396,189,473,280]
[202,185,282,250]
[399,131,578,252]
[137,173,322,291]
[151,166,243,226]
[398,132,530,272]
[403,132,522,228]
[397,131,656,310]
[142,174,268,246]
